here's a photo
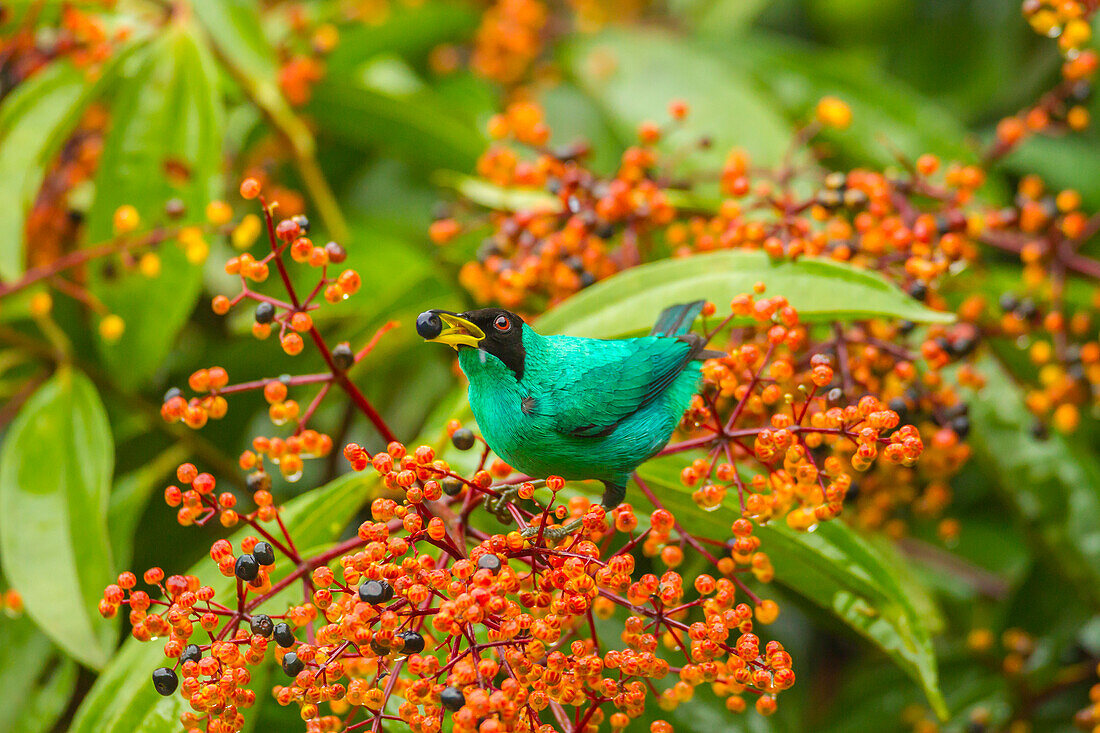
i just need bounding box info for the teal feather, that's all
[458,301,708,500]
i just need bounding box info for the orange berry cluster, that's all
[470,0,548,84]
[992,2,1098,156]
[103,289,937,733]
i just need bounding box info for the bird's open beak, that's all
[419,311,485,350]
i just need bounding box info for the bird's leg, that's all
[486,479,545,524]
[521,481,625,540]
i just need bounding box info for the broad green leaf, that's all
[637,459,947,718]
[325,2,480,73]
[0,613,80,733]
[434,172,560,213]
[108,444,191,569]
[308,75,484,171]
[967,356,1100,610]
[563,28,791,169]
[70,469,378,733]
[0,367,115,669]
[0,57,121,280]
[537,250,954,338]
[86,26,224,384]
[717,37,974,167]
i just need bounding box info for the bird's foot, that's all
[486,485,521,524]
[520,518,583,541]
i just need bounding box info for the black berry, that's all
[440,686,465,711]
[451,428,475,451]
[234,554,260,581]
[442,478,464,496]
[358,579,393,604]
[398,630,425,654]
[152,667,178,696]
[252,541,275,566]
[332,342,354,370]
[281,652,304,676]
[477,554,502,574]
[273,622,295,648]
[180,644,201,664]
[163,387,182,403]
[250,614,274,637]
[416,311,443,340]
[254,301,275,324]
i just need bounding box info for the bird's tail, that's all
[650,300,706,337]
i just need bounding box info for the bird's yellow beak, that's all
[421,311,485,350]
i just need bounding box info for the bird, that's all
[416,300,719,537]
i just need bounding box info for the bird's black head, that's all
[417,307,527,380]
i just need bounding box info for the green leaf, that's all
[562,28,791,169]
[308,75,485,171]
[70,469,378,733]
[108,444,191,569]
[0,614,80,733]
[717,37,975,167]
[0,57,122,280]
[0,367,115,669]
[967,355,1100,610]
[86,26,224,385]
[537,250,954,337]
[637,458,947,718]
[434,172,560,213]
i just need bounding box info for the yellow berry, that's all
[29,291,53,317]
[99,314,125,341]
[138,252,161,278]
[815,96,852,130]
[205,200,233,226]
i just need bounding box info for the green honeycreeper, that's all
[417,301,719,536]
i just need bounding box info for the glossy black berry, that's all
[180,644,202,664]
[897,320,916,335]
[292,214,310,233]
[163,386,182,403]
[358,579,393,604]
[281,652,304,676]
[152,667,178,696]
[250,613,274,637]
[332,342,354,370]
[451,428,475,451]
[252,541,275,566]
[273,622,295,648]
[907,281,928,302]
[477,554,502,574]
[398,630,425,654]
[234,554,260,581]
[951,415,971,438]
[416,311,443,340]
[254,301,275,324]
[440,686,465,711]
[442,477,464,496]
[998,293,1019,312]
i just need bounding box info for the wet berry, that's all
[252,541,275,565]
[281,652,304,676]
[250,614,274,637]
[273,622,295,648]
[234,554,260,581]
[152,667,178,696]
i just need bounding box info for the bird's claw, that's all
[486,486,520,524]
[520,518,583,541]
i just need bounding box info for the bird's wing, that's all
[535,335,701,438]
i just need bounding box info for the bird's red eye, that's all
[493,315,510,332]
